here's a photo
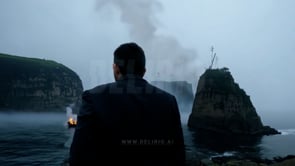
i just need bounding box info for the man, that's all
[69,42,185,166]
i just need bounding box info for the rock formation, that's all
[188,68,279,135]
[186,155,295,166]
[151,81,194,112]
[0,53,83,111]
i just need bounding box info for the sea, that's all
[0,110,294,166]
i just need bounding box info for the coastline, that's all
[186,155,295,166]
[61,155,295,166]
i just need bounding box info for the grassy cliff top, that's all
[201,68,235,91]
[0,53,77,77]
[200,67,250,103]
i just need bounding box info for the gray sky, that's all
[0,0,294,116]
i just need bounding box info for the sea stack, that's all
[188,68,280,136]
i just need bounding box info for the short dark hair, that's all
[114,42,146,76]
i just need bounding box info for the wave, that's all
[279,129,295,136]
[210,151,236,159]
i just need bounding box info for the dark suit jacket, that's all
[69,76,185,166]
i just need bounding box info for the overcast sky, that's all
[0,0,294,117]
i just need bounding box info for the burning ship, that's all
[67,117,77,128]
[66,106,77,128]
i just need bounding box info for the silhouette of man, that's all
[69,42,185,166]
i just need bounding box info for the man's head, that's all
[113,42,146,80]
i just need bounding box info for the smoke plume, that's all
[96,0,199,85]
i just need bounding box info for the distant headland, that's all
[0,53,83,111]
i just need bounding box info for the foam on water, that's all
[209,151,236,160]
[279,129,295,136]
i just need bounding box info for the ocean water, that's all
[181,112,295,161]
[0,111,294,166]
[0,112,73,166]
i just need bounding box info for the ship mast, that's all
[209,46,217,69]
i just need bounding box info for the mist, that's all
[0,0,295,114]
[0,112,67,126]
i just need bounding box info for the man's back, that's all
[69,76,185,166]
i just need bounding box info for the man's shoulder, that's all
[82,81,176,101]
[85,82,116,95]
[146,82,176,99]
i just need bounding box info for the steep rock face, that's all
[0,53,83,111]
[188,68,279,135]
[151,81,194,112]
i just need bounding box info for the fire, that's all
[68,117,77,127]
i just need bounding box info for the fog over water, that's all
[0,111,294,165]
[0,0,295,118]
[0,112,66,125]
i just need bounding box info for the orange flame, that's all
[68,117,77,126]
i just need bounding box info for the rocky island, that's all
[0,53,83,111]
[188,68,280,136]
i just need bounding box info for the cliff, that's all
[0,53,83,111]
[188,68,279,135]
[151,81,194,112]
